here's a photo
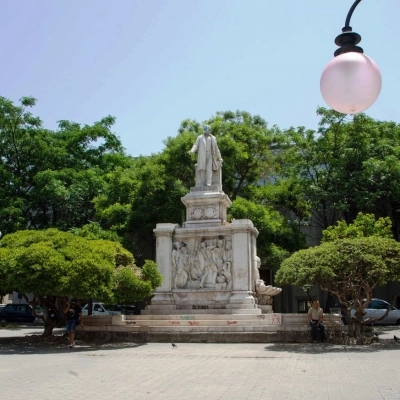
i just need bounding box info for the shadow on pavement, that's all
[264,340,400,354]
[0,335,148,355]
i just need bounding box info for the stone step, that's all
[126,314,276,321]
[120,319,280,327]
[141,325,281,333]
[79,322,341,334]
[281,314,342,325]
[142,308,261,315]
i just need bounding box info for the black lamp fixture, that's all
[320,0,382,114]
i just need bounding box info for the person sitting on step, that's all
[308,299,326,343]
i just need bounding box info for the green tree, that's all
[0,229,161,336]
[205,110,282,200]
[275,214,400,338]
[0,96,129,234]
[113,260,163,304]
[281,108,400,236]
[93,156,188,259]
[229,197,306,269]
[70,221,121,242]
[322,212,393,242]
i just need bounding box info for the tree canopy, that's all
[280,108,400,236]
[0,96,129,234]
[0,229,162,335]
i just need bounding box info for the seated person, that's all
[308,299,326,343]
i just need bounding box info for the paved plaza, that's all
[2,325,400,400]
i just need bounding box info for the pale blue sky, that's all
[1,0,398,157]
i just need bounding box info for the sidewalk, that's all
[1,325,400,400]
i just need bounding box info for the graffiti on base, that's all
[227,321,237,325]
[180,316,195,320]
[188,321,200,326]
[176,305,209,310]
[271,314,281,324]
[192,305,209,310]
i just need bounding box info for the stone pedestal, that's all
[181,186,231,228]
[148,186,264,315]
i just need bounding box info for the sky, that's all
[0,0,399,157]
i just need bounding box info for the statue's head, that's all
[203,125,211,135]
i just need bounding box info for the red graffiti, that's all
[227,321,237,325]
[271,314,281,324]
[188,321,199,326]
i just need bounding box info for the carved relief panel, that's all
[188,204,219,220]
[171,236,232,290]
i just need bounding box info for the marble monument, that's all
[148,125,281,315]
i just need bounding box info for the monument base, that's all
[77,313,343,343]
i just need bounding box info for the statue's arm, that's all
[189,137,199,154]
[212,137,223,161]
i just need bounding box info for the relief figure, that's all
[174,244,190,289]
[199,245,218,288]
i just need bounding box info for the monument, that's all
[147,125,281,315]
[78,126,343,342]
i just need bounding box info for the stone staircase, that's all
[78,313,343,343]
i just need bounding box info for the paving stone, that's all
[2,326,400,399]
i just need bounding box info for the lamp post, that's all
[320,0,382,114]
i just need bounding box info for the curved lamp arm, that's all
[344,0,362,29]
[334,0,363,56]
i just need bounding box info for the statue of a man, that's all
[189,125,223,187]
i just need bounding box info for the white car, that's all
[81,302,122,316]
[363,298,400,325]
[349,298,400,325]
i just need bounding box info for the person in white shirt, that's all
[308,299,326,343]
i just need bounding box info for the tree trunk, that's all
[347,319,362,338]
[42,320,56,337]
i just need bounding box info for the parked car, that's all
[118,304,136,315]
[363,298,400,325]
[81,302,122,316]
[0,304,35,323]
[105,304,124,314]
[347,298,400,325]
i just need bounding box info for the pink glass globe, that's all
[320,52,382,114]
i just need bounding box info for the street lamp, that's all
[320,0,382,114]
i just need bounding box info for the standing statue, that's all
[189,125,223,187]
